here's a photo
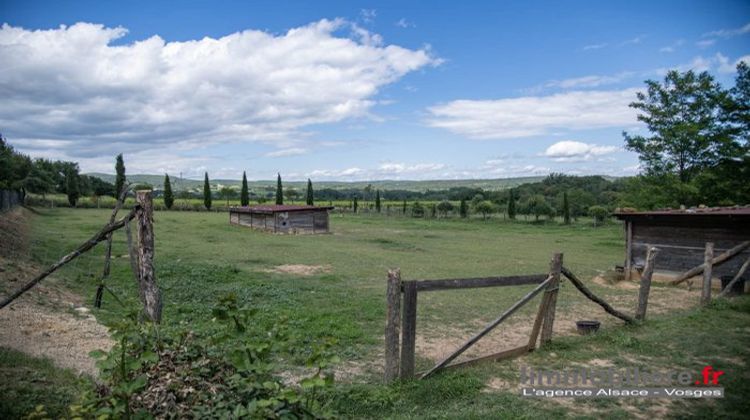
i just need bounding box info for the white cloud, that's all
[543,140,619,162]
[544,72,634,89]
[265,147,308,157]
[0,20,438,166]
[696,39,716,49]
[702,22,750,39]
[395,18,414,28]
[582,43,607,51]
[621,35,645,46]
[717,53,750,74]
[378,162,446,174]
[426,89,640,140]
[660,39,685,53]
[360,9,377,24]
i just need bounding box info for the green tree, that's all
[562,191,571,225]
[623,70,741,191]
[436,200,454,217]
[353,197,359,213]
[65,168,79,207]
[240,171,249,206]
[589,205,609,227]
[163,174,174,209]
[473,200,496,220]
[459,199,468,218]
[375,190,381,213]
[115,154,126,197]
[275,173,283,205]
[524,195,553,222]
[412,201,425,218]
[507,188,517,220]
[203,172,212,210]
[402,200,407,215]
[220,186,235,206]
[306,179,314,205]
[284,187,299,203]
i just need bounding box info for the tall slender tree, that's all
[114,154,125,198]
[562,191,571,225]
[275,173,283,205]
[353,197,359,213]
[163,174,174,209]
[65,169,79,207]
[203,172,212,210]
[507,188,517,220]
[240,171,249,206]
[375,189,381,213]
[306,178,314,205]
[459,199,468,218]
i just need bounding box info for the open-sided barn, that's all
[229,204,334,234]
[614,207,750,280]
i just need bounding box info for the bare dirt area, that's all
[262,264,332,276]
[0,209,113,377]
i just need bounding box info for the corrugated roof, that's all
[614,206,750,218]
[229,204,334,214]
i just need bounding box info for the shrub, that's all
[589,205,609,226]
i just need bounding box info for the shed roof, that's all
[229,204,334,214]
[614,206,750,219]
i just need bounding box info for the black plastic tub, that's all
[576,320,601,335]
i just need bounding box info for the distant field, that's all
[4,209,748,418]
[86,172,549,192]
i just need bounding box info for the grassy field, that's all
[2,208,749,418]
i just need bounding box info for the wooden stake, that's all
[384,268,402,383]
[718,256,750,298]
[625,221,633,281]
[635,246,658,321]
[95,184,130,308]
[701,242,714,306]
[671,241,750,285]
[540,252,563,345]
[400,280,417,380]
[135,190,162,323]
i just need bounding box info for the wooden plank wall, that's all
[230,210,329,234]
[630,220,750,277]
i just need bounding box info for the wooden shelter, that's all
[614,207,750,280]
[229,204,334,234]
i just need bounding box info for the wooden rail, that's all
[404,274,548,292]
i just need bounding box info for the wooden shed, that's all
[614,207,750,280]
[229,204,334,234]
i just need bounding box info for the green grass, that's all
[5,208,750,418]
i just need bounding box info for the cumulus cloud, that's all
[543,140,619,162]
[265,148,308,157]
[426,89,640,139]
[717,53,750,74]
[0,20,437,165]
[378,162,446,174]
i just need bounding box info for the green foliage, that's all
[507,188,516,219]
[163,174,174,209]
[472,200,496,219]
[411,201,425,218]
[306,178,314,206]
[562,191,570,225]
[240,171,250,206]
[375,189,381,213]
[203,172,212,210]
[353,197,358,213]
[220,186,235,206]
[276,173,283,205]
[65,169,79,207]
[115,154,126,197]
[459,198,468,218]
[589,205,609,226]
[520,194,554,221]
[402,199,407,214]
[436,199,454,217]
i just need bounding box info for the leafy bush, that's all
[65,294,338,418]
[588,205,609,226]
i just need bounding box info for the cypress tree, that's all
[563,191,571,225]
[163,174,174,209]
[459,199,468,218]
[203,172,212,210]
[507,188,517,220]
[306,178,314,205]
[275,173,283,205]
[375,190,381,213]
[66,169,79,207]
[402,199,407,215]
[114,153,125,197]
[240,171,249,206]
[353,197,359,213]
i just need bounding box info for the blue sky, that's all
[1,0,749,181]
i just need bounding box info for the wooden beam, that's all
[635,246,659,321]
[421,275,552,379]
[135,191,162,323]
[718,255,750,298]
[442,345,529,370]
[540,253,563,345]
[409,274,548,292]
[701,242,714,306]
[384,268,402,383]
[561,266,636,324]
[671,241,750,285]
[400,280,418,380]
[528,285,552,350]
[625,221,633,281]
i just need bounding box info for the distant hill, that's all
[85,173,548,192]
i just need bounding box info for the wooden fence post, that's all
[625,221,633,281]
[701,242,714,306]
[635,246,658,321]
[400,280,417,380]
[541,252,563,345]
[136,190,162,323]
[384,268,402,383]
